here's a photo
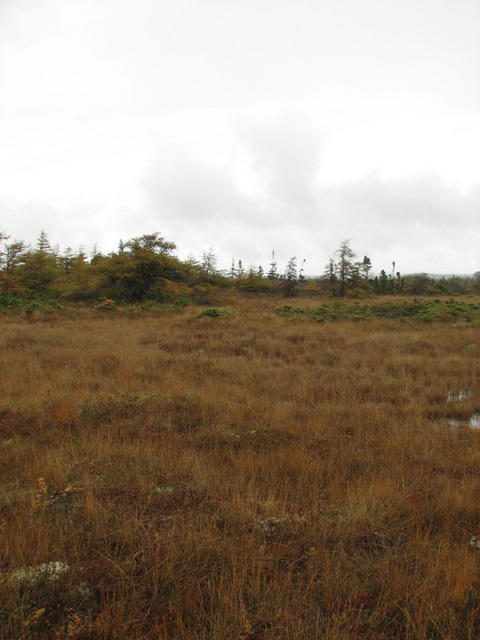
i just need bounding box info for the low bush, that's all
[198,308,232,318]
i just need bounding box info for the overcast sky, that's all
[1,0,479,275]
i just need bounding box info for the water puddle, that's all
[470,413,480,429]
[447,417,461,429]
[447,390,471,402]
[444,389,479,430]
[446,413,480,431]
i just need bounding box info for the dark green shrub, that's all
[198,308,232,318]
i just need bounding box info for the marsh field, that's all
[1,297,480,639]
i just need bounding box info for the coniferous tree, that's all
[323,257,337,296]
[298,258,306,282]
[281,257,299,297]
[97,232,180,301]
[334,239,358,297]
[284,256,298,281]
[473,272,480,291]
[237,259,245,278]
[1,238,27,274]
[201,247,218,278]
[59,247,75,274]
[36,230,52,253]
[90,243,103,265]
[379,269,388,294]
[267,250,278,279]
[16,250,58,296]
[67,248,94,299]
[361,256,372,281]
[0,233,28,294]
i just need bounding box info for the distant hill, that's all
[422,274,472,280]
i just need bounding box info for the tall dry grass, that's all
[1,299,480,639]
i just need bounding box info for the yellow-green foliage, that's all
[93,298,119,312]
[1,297,480,638]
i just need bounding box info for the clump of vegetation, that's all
[198,307,233,318]
[93,298,119,312]
[276,299,480,325]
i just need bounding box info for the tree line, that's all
[0,230,478,304]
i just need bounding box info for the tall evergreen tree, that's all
[36,230,52,253]
[201,247,218,278]
[237,259,245,278]
[267,250,278,279]
[323,258,337,295]
[298,258,306,282]
[284,256,298,281]
[230,258,237,279]
[361,256,372,280]
[335,239,358,297]
[281,257,299,297]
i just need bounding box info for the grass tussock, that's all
[1,298,480,639]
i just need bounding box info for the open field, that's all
[1,298,480,639]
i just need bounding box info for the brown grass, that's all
[1,298,480,639]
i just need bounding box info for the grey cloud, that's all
[324,176,480,273]
[245,113,322,211]
[142,143,317,269]
[337,175,478,228]
[142,135,479,275]
[0,197,135,256]
[145,155,251,224]
[142,150,267,263]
